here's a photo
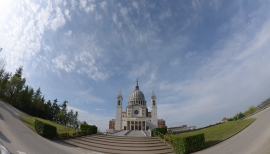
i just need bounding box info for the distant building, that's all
[221,117,228,123]
[108,79,166,131]
[168,125,196,133]
[109,119,115,129]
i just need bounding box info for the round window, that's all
[134,110,139,115]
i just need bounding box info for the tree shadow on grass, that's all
[204,140,222,148]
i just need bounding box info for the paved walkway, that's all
[125,130,145,137]
[110,130,129,136]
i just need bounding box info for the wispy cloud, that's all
[159,9,171,20]
[68,106,113,132]
[52,54,76,73]
[128,62,150,79]
[64,9,71,20]
[73,88,105,104]
[100,1,107,10]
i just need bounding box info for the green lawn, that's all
[174,118,255,148]
[20,114,75,134]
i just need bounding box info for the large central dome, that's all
[128,79,147,106]
[130,90,145,100]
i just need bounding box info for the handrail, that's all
[156,131,174,148]
[141,130,147,136]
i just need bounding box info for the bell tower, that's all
[115,90,123,130]
[151,90,158,129]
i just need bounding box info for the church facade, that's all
[109,80,166,131]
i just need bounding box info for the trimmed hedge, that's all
[80,124,97,134]
[34,119,58,138]
[173,133,205,154]
[152,128,167,137]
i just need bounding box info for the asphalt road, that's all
[0,101,100,154]
[195,106,270,154]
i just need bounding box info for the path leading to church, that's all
[195,106,270,154]
[0,101,98,154]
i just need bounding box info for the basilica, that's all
[109,80,166,131]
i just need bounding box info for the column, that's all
[145,121,146,130]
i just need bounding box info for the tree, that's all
[244,106,258,117]
[7,75,25,105]
[18,86,34,112]
[60,100,68,125]
[233,112,245,121]
[52,99,60,122]
[56,111,65,125]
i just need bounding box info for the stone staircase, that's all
[62,134,174,154]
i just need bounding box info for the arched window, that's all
[118,100,120,106]
[153,101,155,106]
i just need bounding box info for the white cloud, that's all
[185,51,196,58]
[64,9,71,20]
[132,2,138,10]
[75,51,109,81]
[29,2,40,13]
[100,1,107,10]
[159,9,171,20]
[80,0,87,8]
[73,88,105,104]
[85,4,96,13]
[128,62,150,79]
[120,7,128,17]
[52,54,76,73]
[64,30,72,36]
[68,106,113,132]
[50,7,66,31]
[112,13,117,23]
[71,0,77,9]
[170,59,180,66]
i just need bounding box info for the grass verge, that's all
[174,118,255,148]
[20,114,75,133]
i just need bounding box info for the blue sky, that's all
[1,0,270,132]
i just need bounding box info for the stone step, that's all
[64,139,174,154]
[90,134,157,140]
[72,138,166,147]
[83,136,158,143]
[78,137,162,145]
[66,138,170,150]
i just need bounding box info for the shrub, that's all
[152,128,167,137]
[34,119,58,138]
[80,124,97,134]
[58,132,69,138]
[173,133,205,154]
[165,132,174,144]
